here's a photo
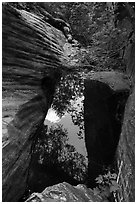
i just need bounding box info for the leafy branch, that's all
[93,171,120,200]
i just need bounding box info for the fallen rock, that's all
[26,182,107,202]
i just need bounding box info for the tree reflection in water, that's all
[51,73,84,140]
[31,73,88,188]
[35,124,87,183]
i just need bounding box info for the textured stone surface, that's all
[2,5,64,201]
[86,71,131,91]
[124,39,135,84]
[26,182,107,202]
[117,89,135,201]
[115,3,135,85]
[115,4,135,200]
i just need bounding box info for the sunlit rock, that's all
[26,182,107,202]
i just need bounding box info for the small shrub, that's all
[93,171,119,199]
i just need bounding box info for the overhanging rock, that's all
[2,4,64,202]
[86,71,131,92]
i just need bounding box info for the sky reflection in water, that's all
[44,74,87,157]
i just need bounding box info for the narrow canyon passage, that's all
[25,72,129,200]
[2,2,134,202]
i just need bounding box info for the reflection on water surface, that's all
[44,73,87,157]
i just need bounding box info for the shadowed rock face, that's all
[117,89,135,202]
[84,72,130,187]
[2,4,63,202]
[116,32,135,201]
[115,4,135,200]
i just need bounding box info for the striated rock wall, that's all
[2,4,64,201]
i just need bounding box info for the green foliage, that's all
[93,171,119,199]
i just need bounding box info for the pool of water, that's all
[24,73,88,197]
[44,73,87,157]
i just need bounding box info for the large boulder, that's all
[2,4,64,201]
[84,71,130,187]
